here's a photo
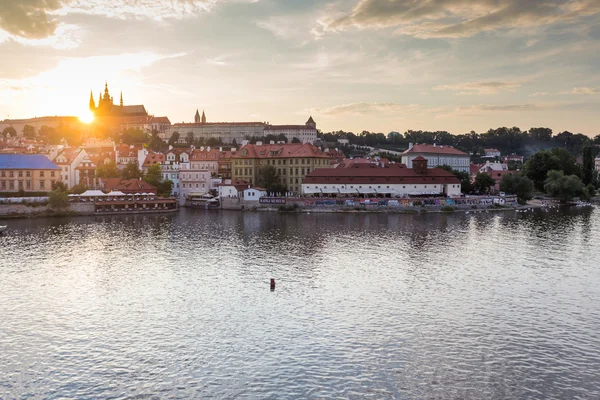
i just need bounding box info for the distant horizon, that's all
[1,1,600,135]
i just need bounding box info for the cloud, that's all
[529,92,551,97]
[324,0,600,39]
[456,104,543,113]
[0,0,226,39]
[313,102,424,116]
[434,81,521,95]
[570,86,600,94]
[0,0,62,39]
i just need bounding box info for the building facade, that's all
[264,117,318,143]
[401,143,470,173]
[231,143,331,194]
[302,156,462,197]
[0,154,60,192]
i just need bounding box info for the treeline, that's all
[319,127,600,157]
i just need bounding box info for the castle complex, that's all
[89,83,148,118]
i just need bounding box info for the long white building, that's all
[401,143,470,173]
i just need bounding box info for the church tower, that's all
[195,109,201,124]
[201,110,206,124]
[89,90,95,111]
[120,92,123,107]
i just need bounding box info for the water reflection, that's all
[0,207,599,399]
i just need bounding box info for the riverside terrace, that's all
[69,190,177,214]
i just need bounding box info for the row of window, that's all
[305,184,458,189]
[233,158,327,166]
[181,183,206,189]
[181,173,207,180]
[0,170,56,178]
[234,167,312,177]
[0,180,54,190]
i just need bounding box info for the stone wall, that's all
[0,202,95,217]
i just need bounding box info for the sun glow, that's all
[79,110,95,124]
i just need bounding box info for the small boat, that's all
[0,225,6,233]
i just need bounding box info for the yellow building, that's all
[0,154,60,193]
[231,143,331,193]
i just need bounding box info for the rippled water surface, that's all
[1,208,600,399]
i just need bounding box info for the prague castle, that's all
[89,82,148,118]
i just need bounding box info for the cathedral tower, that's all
[195,109,201,124]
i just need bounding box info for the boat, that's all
[0,225,6,233]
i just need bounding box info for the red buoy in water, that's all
[270,278,276,290]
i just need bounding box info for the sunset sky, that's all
[1,0,600,135]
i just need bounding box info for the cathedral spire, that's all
[89,90,95,111]
[201,110,206,124]
[120,91,123,107]
[195,108,200,124]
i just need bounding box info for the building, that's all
[89,82,148,118]
[218,179,250,198]
[190,147,220,177]
[243,187,267,200]
[0,154,60,192]
[231,142,331,194]
[53,148,90,188]
[264,117,318,143]
[179,168,211,204]
[478,161,508,173]
[218,148,235,179]
[100,178,157,194]
[168,110,265,144]
[595,155,600,172]
[302,156,461,197]
[0,116,81,138]
[503,154,525,164]
[401,143,470,173]
[484,148,501,158]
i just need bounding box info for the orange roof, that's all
[143,153,166,167]
[190,148,220,161]
[101,178,157,193]
[232,143,329,159]
[404,144,468,156]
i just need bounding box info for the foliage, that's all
[2,126,17,138]
[499,174,534,205]
[149,130,167,153]
[157,180,173,197]
[186,132,194,145]
[52,181,68,192]
[439,165,472,194]
[121,161,142,179]
[256,165,287,194]
[586,183,596,198]
[121,128,148,145]
[144,164,162,187]
[544,170,586,203]
[96,160,120,179]
[582,145,594,185]
[206,137,223,147]
[22,124,36,139]
[440,206,455,212]
[70,183,88,195]
[523,148,579,190]
[291,137,301,143]
[507,160,522,171]
[48,185,69,210]
[168,131,180,147]
[473,173,496,194]
[17,188,25,197]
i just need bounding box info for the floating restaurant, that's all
[69,190,178,214]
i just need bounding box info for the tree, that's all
[256,165,287,194]
[121,161,141,179]
[586,183,596,198]
[439,165,472,194]
[168,131,180,147]
[157,180,173,197]
[523,148,579,190]
[292,137,301,143]
[544,170,586,203]
[144,164,162,187]
[186,132,194,145]
[582,145,594,185]
[149,130,167,153]
[48,186,69,210]
[2,126,16,138]
[499,174,534,204]
[121,128,148,145]
[474,173,495,194]
[23,124,35,139]
[70,183,88,195]
[96,160,120,179]
[206,137,222,147]
[52,181,68,192]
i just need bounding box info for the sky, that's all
[1,0,600,135]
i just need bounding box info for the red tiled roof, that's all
[173,122,264,127]
[304,163,460,185]
[101,178,157,193]
[412,156,427,161]
[404,144,468,156]
[143,153,166,167]
[190,148,220,161]
[233,143,329,159]
[150,116,171,124]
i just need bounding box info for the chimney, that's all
[270,140,275,144]
[408,143,413,150]
[256,141,262,146]
[219,147,222,151]
[433,143,437,147]
[200,146,205,151]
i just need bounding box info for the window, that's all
[26,181,31,189]
[1,181,5,189]
[18,181,23,189]
[1,171,4,177]
[18,171,23,177]
[40,181,45,189]
[9,171,14,178]
[9,181,14,190]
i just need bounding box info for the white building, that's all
[218,180,251,198]
[243,187,267,200]
[302,156,462,197]
[264,117,318,144]
[401,143,470,173]
[595,155,600,172]
[484,148,501,158]
[53,148,89,188]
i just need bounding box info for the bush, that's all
[586,183,596,198]
[441,206,455,212]
[48,188,69,210]
[412,200,422,206]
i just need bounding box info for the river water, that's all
[1,208,599,399]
